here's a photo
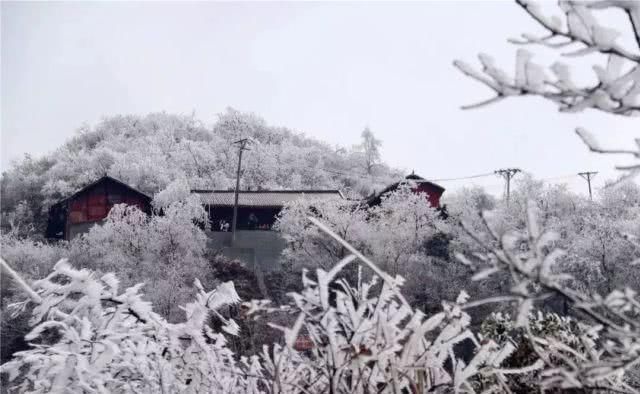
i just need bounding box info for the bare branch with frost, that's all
[454,0,640,179]
[576,127,640,180]
[454,0,640,115]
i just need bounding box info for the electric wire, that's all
[300,164,595,186]
[245,143,602,187]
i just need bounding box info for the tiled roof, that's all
[192,190,344,207]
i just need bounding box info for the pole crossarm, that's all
[578,171,598,200]
[495,168,521,204]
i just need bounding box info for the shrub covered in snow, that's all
[457,201,640,392]
[4,204,640,392]
[1,218,516,393]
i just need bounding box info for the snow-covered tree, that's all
[444,175,640,329]
[68,195,209,322]
[1,109,402,236]
[276,185,465,311]
[276,196,370,270]
[277,185,444,273]
[0,154,55,238]
[4,190,640,392]
[358,127,383,176]
[457,201,640,392]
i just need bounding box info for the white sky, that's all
[2,1,638,197]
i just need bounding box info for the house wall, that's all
[413,183,444,207]
[47,178,152,241]
[207,206,281,231]
[66,181,148,227]
[205,230,287,272]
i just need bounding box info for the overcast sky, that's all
[2,1,638,196]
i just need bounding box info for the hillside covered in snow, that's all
[1,108,401,237]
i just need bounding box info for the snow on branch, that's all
[514,0,640,62]
[0,256,42,304]
[243,216,523,393]
[0,257,259,392]
[5,203,639,392]
[454,0,640,116]
[1,218,521,392]
[576,127,640,180]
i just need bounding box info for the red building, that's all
[45,173,443,241]
[46,176,152,240]
[365,173,445,208]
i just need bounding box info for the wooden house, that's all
[46,176,152,240]
[365,173,445,208]
[191,189,344,231]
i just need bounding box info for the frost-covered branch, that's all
[454,0,640,180]
[245,217,517,393]
[0,256,42,304]
[1,258,256,392]
[454,0,640,116]
[513,0,640,62]
[576,127,640,180]
[454,49,640,115]
[586,0,640,52]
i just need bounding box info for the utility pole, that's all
[578,171,598,200]
[495,168,521,204]
[232,138,251,244]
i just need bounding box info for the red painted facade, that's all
[67,184,148,224]
[412,181,444,208]
[46,176,151,240]
[366,174,445,209]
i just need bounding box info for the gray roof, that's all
[192,190,344,207]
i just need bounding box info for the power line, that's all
[255,146,604,186]
[424,171,497,182]
[538,174,578,182]
[306,165,497,183]
[300,164,369,178]
[293,164,601,191]
[230,147,606,194]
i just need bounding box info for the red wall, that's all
[413,183,443,208]
[67,182,148,224]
